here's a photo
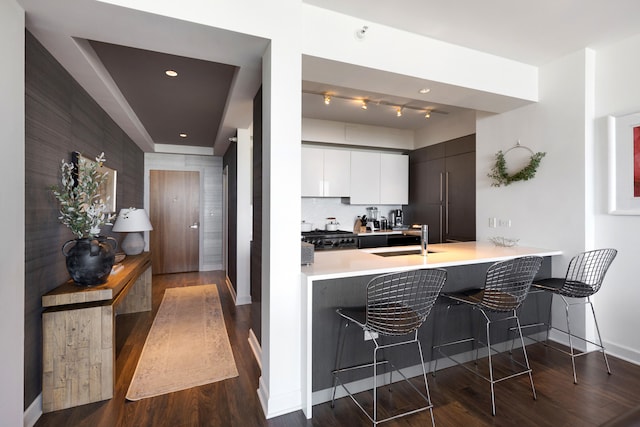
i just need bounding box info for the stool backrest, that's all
[481,256,543,312]
[365,268,447,336]
[560,248,617,298]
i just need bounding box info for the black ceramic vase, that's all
[62,236,118,286]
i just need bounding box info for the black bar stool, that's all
[331,268,447,426]
[531,248,617,383]
[433,256,543,416]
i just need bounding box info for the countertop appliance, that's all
[391,209,403,228]
[301,230,358,251]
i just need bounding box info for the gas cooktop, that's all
[301,230,358,250]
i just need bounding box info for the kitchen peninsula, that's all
[300,241,561,418]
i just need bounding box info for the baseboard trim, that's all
[225,276,238,305]
[248,328,262,370]
[603,340,640,366]
[24,393,42,427]
[257,375,302,419]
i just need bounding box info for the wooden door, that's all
[149,170,200,274]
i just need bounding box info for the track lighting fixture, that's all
[303,90,445,118]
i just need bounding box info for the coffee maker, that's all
[390,209,403,228]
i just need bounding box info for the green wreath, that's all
[488,150,546,187]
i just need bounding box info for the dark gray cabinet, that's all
[404,134,475,243]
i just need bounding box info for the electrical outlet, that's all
[364,330,378,341]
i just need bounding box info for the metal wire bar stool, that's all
[530,248,617,384]
[331,268,447,426]
[433,256,543,416]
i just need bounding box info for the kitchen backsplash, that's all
[301,198,402,232]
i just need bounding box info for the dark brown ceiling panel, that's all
[89,40,238,148]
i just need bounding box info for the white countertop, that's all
[301,241,562,281]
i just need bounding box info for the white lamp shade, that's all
[112,208,153,232]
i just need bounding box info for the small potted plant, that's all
[50,152,117,285]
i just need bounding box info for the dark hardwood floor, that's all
[36,271,640,426]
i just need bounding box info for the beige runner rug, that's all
[126,284,238,401]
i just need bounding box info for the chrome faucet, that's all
[420,224,428,256]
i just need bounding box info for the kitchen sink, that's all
[373,249,435,257]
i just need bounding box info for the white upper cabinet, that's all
[380,153,408,205]
[350,151,408,205]
[301,146,350,197]
[350,151,381,204]
[303,145,407,204]
[301,146,324,197]
[323,148,351,196]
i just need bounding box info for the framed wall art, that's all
[72,151,118,213]
[608,112,640,215]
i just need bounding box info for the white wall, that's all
[476,50,595,346]
[593,34,640,364]
[1,1,25,425]
[477,50,592,258]
[302,118,414,150]
[144,153,224,271]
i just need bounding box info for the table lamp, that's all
[112,208,153,255]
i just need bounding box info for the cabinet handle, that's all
[439,205,443,243]
[439,172,443,202]
[445,172,449,235]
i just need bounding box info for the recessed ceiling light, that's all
[165,70,178,77]
[179,133,187,138]
[419,88,430,94]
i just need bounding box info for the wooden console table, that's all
[42,252,152,413]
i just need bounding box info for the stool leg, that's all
[373,341,380,423]
[515,311,537,401]
[433,302,453,375]
[482,312,497,416]
[561,296,578,384]
[331,319,349,407]
[588,298,611,375]
[416,335,435,427]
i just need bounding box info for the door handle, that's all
[445,172,449,235]
[190,222,199,229]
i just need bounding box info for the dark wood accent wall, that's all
[24,31,144,408]
[250,87,262,343]
[223,141,238,291]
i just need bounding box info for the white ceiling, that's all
[305,0,640,67]
[18,0,640,154]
